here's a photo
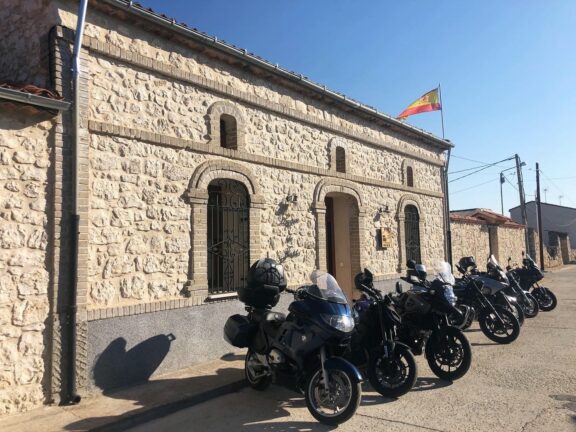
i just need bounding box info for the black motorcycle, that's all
[503,257,539,318]
[394,260,472,381]
[347,269,417,398]
[453,257,521,344]
[224,259,362,425]
[457,256,525,327]
[513,253,557,311]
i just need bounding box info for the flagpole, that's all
[438,83,445,139]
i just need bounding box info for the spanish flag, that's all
[397,88,442,120]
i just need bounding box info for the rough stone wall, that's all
[450,222,491,264]
[0,0,60,87]
[495,226,526,267]
[85,52,443,193]
[0,111,53,414]
[88,132,446,307]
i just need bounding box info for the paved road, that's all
[130,266,576,432]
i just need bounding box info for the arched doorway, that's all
[324,193,361,300]
[207,179,250,294]
[404,204,421,263]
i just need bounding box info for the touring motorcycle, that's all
[224,259,362,425]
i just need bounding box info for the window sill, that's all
[206,292,238,301]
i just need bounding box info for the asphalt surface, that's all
[129,266,576,432]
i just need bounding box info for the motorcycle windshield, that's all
[434,261,455,285]
[488,254,500,269]
[308,270,349,304]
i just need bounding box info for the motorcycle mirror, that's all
[395,281,403,294]
[406,259,416,269]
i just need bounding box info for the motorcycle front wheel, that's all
[367,344,417,398]
[305,366,361,425]
[478,306,520,344]
[425,326,472,381]
[533,287,557,312]
[245,349,272,390]
[523,293,540,318]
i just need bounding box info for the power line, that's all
[450,178,500,195]
[448,156,516,183]
[539,169,576,206]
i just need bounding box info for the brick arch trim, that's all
[396,194,422,220]
[313,177,364,211]
[186,159,263,204]
[207,101,245,149]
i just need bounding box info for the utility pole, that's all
[500,172,505,215]
[515,154,530,253]
[543,188,548,202]
[536,163,545,270]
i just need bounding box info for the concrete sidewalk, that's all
[0,353,246,432]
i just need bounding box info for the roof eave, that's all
[97,0,453,151]
[0,87,71,111]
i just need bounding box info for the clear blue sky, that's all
[140,0,576,214]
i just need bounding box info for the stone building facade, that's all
[0,0,451,414]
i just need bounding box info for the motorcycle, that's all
[457,256,525,327]
[224,259,362,425]
[394,260,472,381]
[503,257,539,318]
[347,268,418,398]
[453,257,521,344]
[513,253,558,312]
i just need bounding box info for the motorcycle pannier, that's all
[224,314,258,348]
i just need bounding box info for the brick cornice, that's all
[80,35,445,168]
[88,120,444,199]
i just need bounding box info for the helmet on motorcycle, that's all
[354,268,373,290]
[457,256,477,274]
[239,258,287,308]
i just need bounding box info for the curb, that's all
[88,380,247,432]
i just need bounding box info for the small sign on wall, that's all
[376,228,393,249]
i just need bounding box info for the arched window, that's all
[404,205,421,263]
[207,179,249,293]
[406,166,414,187]
[336,146,346,173]
[219,114,238,149]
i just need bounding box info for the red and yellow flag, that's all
[397,88,441,119]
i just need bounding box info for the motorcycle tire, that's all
[305,366,362,425]
[367,344,417,398]
[478,306,520,344]
[534,288,557,312]
[511,302,525,327]
[245,349,272,390]
[523,293,540,318]
[461,307,475,330]
[425,326,472,381]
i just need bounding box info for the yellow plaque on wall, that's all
[381,228,393,249]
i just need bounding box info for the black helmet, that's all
[247,258,287,290]
[354,268,373,290]
[239,258,287,309]
[457,256,477,274]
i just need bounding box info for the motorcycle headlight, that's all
[322,314,355,332]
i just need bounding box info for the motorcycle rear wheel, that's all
[478,306,520,344]
[367,344,417,398]
[425,326,472,381]
[305,366,361,425]
[245,349,272,390]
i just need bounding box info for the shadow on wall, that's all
[93,334,176,393]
